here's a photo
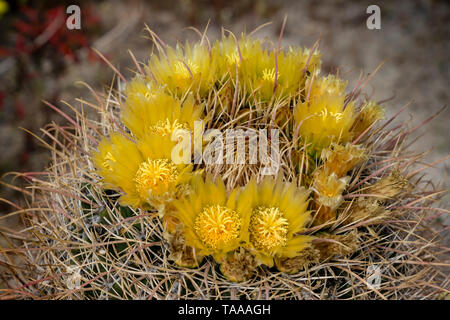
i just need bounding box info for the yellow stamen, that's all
[314,172,347,198]
[144,92,154,99]
[262,68,279,82]
[249,206,289,253]
[102,152,116,171]
[318,109,344,121]
[149,119,189,137]
[134,158,179,198]
[194,205,241,249]
[226,52,241,67]
[313,171,349,209]
[174,60,199,79]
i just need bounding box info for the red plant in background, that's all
[0,91,5,109]
[0,4,102,104]
[0,4,102,168]
[14,97,25,119]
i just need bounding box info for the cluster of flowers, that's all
[93,33,386,281]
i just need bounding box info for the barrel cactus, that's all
[0,26,447,300]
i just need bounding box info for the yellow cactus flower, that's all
[173,176,250,262]
[122,78,204,140]
[213,35,321,102]
[294,93,355,152]
[306,74,347,100]
[312,171,349,210]
[147,41,218,97]
[93,133,193,213]
[239,177,312,267]
[311,170,349,225]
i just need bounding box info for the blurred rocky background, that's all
[0,0,448,246]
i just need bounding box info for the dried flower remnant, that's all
[314,229,360,260]
[320,143,366,177]
[274,247,320,274]
[220,248,258,282]
[347,198,387,223]
[310,143,367,226]
[167,226,203,268]
[313,172,349,210]
[368,169,411,200]
[351,101,385,140]
[311,171,349,226]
